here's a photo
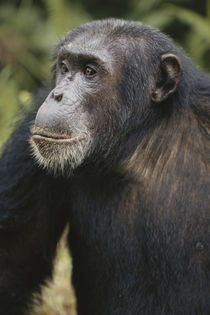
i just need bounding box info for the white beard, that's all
[29,131,92,177]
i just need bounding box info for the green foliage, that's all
[0,0,90,147]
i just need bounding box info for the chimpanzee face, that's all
[30,20,181,175]
[30,31,122,175]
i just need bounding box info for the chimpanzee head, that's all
[30,19,183,175]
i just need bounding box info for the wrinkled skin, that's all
[31,33,123,174]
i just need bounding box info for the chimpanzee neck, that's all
[121,105,209,185]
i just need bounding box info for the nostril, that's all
[52,92,63,102]
[55,94,63,102]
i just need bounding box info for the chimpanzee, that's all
[0,19,210,315]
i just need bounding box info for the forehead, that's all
[58,38,113,71]
[65,33,109,59]
[68,29,107,49]
[59,25,140,62]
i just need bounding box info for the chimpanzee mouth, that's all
[30,128,91,174]
[31,133,84,144]
[30,128,92,173]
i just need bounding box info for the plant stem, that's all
[207,0,210,19]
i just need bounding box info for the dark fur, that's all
[0,19,210,315]
[0,93,69,314]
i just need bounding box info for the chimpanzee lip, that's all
[32,134,83,144]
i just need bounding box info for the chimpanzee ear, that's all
[151,53,182,103]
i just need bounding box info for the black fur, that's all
[0,19,210,315]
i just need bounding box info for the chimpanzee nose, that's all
[52,92,63,102]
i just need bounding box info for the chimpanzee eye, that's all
[84,66,96,77]
[60,61,69,74]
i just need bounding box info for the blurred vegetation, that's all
[0,0,209,314]
[0,0,91,147]
[32,229,77,315]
